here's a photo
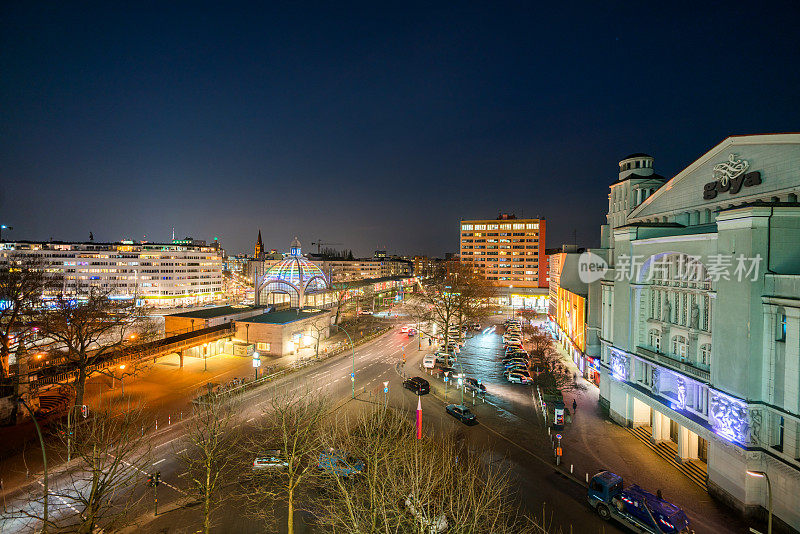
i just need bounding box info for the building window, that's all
[703,295,710,331]
[672,335,687,359]
[772,414,784,452]
[681,293,688,326]
[699,343,711,366]
[778,312,787,342]
[648,329,661,352]
[257,342,271,351]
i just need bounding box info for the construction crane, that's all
[311,240,343,255]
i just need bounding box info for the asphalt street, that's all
[3,313,736,533]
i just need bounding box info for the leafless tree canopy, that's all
[180,392,241,534]
[17,407,151,534]
[525,325,585,393]
[315,406,548,534]
[410,260,496,348]
[238,390,330,534]
[0,256,60,380]
[38,285,156,406]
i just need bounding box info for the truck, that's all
[587,471,693,534]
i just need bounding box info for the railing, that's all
[636,346,710,382]
[29,323,236,389]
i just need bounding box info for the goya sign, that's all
[703,153,761,200]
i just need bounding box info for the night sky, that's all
[2,2,799,257]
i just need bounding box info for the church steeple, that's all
[255,229,264,259]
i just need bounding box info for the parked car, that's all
[318,450,364,477]
[507,372,534,384]
[503,366,529,377]
[403,377,430,395]
[252,450,289,471]
[422,355,436,369]
[401,325,410,333]
[445,404,477,424]
[463,377,486,393]
[503,359,529,369]
[472,322,481,331]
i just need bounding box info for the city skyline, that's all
[2,3,799,256]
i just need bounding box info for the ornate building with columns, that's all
[586,134,800,530]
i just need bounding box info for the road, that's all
[2,314,687,534]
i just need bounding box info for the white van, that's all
[422,355,436,369]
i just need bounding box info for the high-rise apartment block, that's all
[459,214,546,288]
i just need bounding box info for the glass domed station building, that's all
[254,238,333,308]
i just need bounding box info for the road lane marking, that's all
[153,458,166,465]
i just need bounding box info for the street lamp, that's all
[338,325,356,398]
[203,343,208,371]
[746,470,772,534]
[119,364,126,396]
[0,224,12,241]
[252,351,261,381]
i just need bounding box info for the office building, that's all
[0,240,223,307]
[460,213,548,310]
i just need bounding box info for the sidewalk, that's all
[550,341,752,533]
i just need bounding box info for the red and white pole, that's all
[416,396,422,439]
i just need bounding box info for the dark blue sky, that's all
[2,2,799,257]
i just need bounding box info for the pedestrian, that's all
[657,489,663,500]
[572,399,577,412]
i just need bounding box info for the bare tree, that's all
[19,407,151,533]
[410,260,495,349]
[38,286,154,406]
[526,326,585,394]
[316,406,550,534]
[239,390,329,534]
[307,316,330,359]
[180,392,240,534]
[0,256,59,380]
[331,280,357,326]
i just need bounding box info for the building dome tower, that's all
[254,237,329,308]
[618,153,655,181]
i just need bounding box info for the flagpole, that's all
[416,396,422,439]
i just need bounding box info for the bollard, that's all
[168,416,171,425]
[180,411,183,420]
[155,419,158,431]
[141,425,144,436]
[586,473,589,483]
[548,427,551,436]
[570,464,573,474]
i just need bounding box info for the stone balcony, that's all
[636,345,710,382]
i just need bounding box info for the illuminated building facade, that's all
[587,135,800,529]
[548,246,595,384]
[255,238,331,308]
[460,213,548,310]
[459,213,546,287]
[0,240,223,307]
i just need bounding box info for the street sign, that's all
[555,434,562,440]
[556,447,562,456]
[350,372,354,378]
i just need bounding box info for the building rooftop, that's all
[241,308,328,324]
[621,152,652,160]
[611,172,667,185]
[168,305,268,319]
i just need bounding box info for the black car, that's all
[463,377,486,393]
[403,377,430,395]
[445,404,477,424]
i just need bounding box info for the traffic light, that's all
[147,474,154,487]
[81,405,88,418]
[155,471,161,486]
